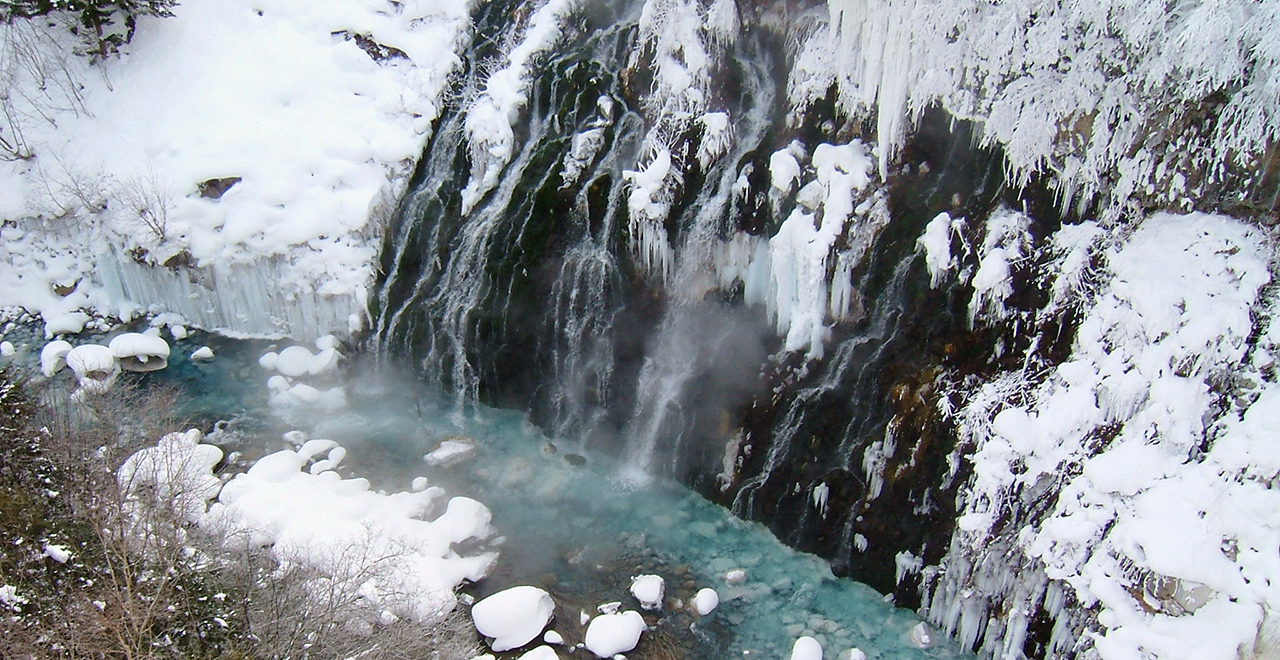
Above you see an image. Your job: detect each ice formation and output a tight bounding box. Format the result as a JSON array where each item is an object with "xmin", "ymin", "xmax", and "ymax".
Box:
[{"xmin": 461, "ymin": 0, "xmax": 582, "ymax": 215}]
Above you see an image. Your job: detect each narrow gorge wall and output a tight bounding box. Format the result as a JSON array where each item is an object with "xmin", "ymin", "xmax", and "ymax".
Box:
[{"xmin": 370, "ymin": 0, "xmax": 1280, "ymax": 658}]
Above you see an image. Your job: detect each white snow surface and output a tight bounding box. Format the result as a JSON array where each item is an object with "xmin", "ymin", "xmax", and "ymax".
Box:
[
  {"xmin": 0, "ymin": 0, "xmax": 473, "ymax": 337},
  {"xmin": 470, "ymin": 585, "xmax": 556, "ymax": 652},
  {"xmin": 583, "ymin": 610, "xmax": 645, "ymax": 658}
]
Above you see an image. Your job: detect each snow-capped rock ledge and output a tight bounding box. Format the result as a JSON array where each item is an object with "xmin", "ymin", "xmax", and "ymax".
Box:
[{"xmin": 0, "ymin": 0, "xmax": 474, "ymax": 339}]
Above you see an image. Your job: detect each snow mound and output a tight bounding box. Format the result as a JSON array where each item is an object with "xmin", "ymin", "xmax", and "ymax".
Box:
[
  {"xmin": 471, "ymin": 585, "xmax": 555, "ymax": 652},
  {"xmin": 40, "ymin": 340, "xmax": 73, "ymax": 377},
  {"xmin": 118, "ymin": 429, "xmax": 224, "ymax": 523},
  {"xmin": 108, "ymin": 332, "xmax": 171, "ymax": 372},
  {"xmin": 693, "ymin": 587, "xmax": 718, "ymax": 615},
  {"xmin": 790, "ymin": 636, "xmax": 823, "ymax": 660},
  {"xmin": 206, "ymin": 442, "xmax": 497, "ymax": 623},
  {"xmin": 629, "ymin": 574, "xmax": 664, "ymax": 610},
  {"xmin": 517, "ymin": 646, "xmax": 560, "ymax": 660},
  {"xmin": 274, "ymin": 345, "xmax": 340, "ymax": 377},
  {"xmin": 583, "ymin": 610, "xmax": 644, "ymax": 657},
  {"xmin": 424, "ymin": 436, "xmax": 478, "ymax": 467},
  {"xmin": 65, "ymin": 344, "xmax": 119, "ymax": 394}
]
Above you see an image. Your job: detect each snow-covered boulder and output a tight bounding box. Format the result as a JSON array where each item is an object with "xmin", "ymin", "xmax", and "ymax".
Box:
[
  {"xmin": 40, "ymin": 340, "xmax": 73, "ymax": 377},
  {"xmin": 191, "ymin": 346, "xmax": 215, "ymax": 360},
  {"xmin": 424, "ymin": 436, "xmax": 478, "ymax": 467},
  {"xmin": 66, "ymin": 344, "xmax": 119, "ymax": 394},
  {"xmin": 109, "ymin": 332, "xmax": 171, "ymax": 372},
  {"xmin": 693, "ymin": 588, "xmax": 719, "ymax": 615},
  {"xmin": 629, "ymin": 574, "xmax": 664, "ymax": 610},
  {"xmin": 790, "ymin": 636, "xmax": 823, "ymax": 660},
  {"xmin": 909, "ymin": 622, "xmax": 933, "ymax": 648},
  {"xmin": 517, "ymin": 647, "xmax": 559, "ymax": 660},
  {"xmin": 583, "ymin": 610, "xmax": 644, "ymax": 657},
  {"xmin": 207, "ymin": 443, "xmax": 497, "ymax": 624},
  {"xmin": 471, "ymin": 585, "xmax": 555, "ymax": 652},
  {"xmin": 118, "ymin": 429, "xmax": 224, "ymax": 523},
  {"xmin": 274, "ymin": 345, "xmax": 340, "ymax": 377}
]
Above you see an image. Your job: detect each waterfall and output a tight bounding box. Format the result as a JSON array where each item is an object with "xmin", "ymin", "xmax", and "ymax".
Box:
[
  {"xmin": 367, "ymin": 0, "xmax": 1279, "ymax": 656},
  {"xmin": 371, "ymin": 0, "xmax": 1005, "ymax": 594}
]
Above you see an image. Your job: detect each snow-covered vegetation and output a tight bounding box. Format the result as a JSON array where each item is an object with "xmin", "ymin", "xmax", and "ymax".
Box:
[
  {"xmin": 0, "ymin": 370, "xmax": 491, "ymax": 660},
  {"xmin": 921, "ymin": 211, "xmax": 1280, "ymax": 658}
]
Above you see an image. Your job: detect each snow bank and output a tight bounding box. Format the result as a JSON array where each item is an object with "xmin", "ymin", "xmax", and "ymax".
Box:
[
  {"xmin": 583, "ymin": 610, "xmax": 645, "ymax": 657},
  {"xmin": 0, "ymin": 0, "xmax": 474, "ymax": 338},
  {"xmin": 206, "ymin": 441, "xmax": 497, "ymax": 623},
  {"xmin": 471, "ymin": 585, "xmax": 556, "ymax": 652}
]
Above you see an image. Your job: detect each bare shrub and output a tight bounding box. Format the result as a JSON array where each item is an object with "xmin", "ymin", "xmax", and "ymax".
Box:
[
  {"xmin": 4, "ymin": 374, "xmax": 484, "ymax": 660},
  {"xmin": 114, "ymin": 167, "xmax": 175, "ymax": 244}
]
